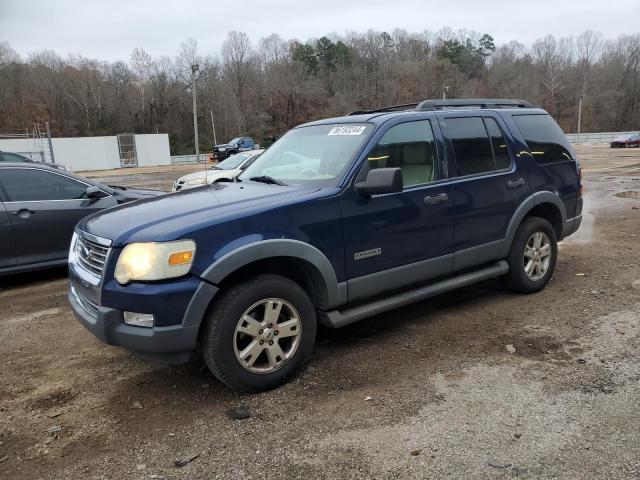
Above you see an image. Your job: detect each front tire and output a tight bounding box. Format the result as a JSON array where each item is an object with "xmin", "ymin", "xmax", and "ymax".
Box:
[
  {"xmin": 201, "ymin": 274, "xmax": 317, "ymax": 393},
  {"xmin": 504, "ymin": 216, "xmax": 558, "ymax": 294}
]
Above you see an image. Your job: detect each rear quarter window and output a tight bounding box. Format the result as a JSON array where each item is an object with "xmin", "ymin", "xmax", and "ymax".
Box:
[{"xmin": 512, "ymin": 114, "xmax": 574, "ymax": 164}]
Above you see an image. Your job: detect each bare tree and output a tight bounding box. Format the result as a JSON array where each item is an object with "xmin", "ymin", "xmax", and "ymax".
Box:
[
  {"xmin": 1, "ymin": 29, "xmax": 639, "ymax": 151},
  {"xmin": 222, "ymin": 31, "xmax": 255, "ymax": 133}
]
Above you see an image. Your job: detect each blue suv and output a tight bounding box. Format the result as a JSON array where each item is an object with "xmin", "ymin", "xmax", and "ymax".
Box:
[{"xmin": 68, "ymin": 99, "xmax": 582, "ymax": 392}]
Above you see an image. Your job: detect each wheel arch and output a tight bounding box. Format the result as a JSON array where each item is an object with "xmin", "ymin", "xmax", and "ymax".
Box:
[
  {"xmin": 201, "ymin": 239, "xmax": 345, "ymax": 310},
  {"xmin": 505, "ymin": 192, "xmax": 567, "ymax": 248}
]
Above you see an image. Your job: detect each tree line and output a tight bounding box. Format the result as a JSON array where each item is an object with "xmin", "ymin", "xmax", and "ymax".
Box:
[{"xmin": 1, "ymin": 28, "xmax": 639, "ymax": 154}]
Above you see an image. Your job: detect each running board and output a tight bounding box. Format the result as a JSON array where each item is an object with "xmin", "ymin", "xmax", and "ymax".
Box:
[{"xmin": 320, "ymin": 260, "xmax": 509, "ymax": 328}]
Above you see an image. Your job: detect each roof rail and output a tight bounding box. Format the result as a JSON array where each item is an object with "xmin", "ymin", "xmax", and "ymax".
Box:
[
  {"xmin": 347, "ymin": 102, "xmax": 420, "ymax": 116},
  {"xmin": 416, "ymin": 99, "xmax": 533, "ymax": 111},
  {"xmin": 346, "ymin": 98, "xmax": 534, "ymax": 116}
]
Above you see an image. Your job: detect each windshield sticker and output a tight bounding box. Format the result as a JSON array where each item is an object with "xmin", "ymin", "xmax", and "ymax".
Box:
[{"xmin": 328, "ymin": 126, "xmax": 367, "ymax": 136}]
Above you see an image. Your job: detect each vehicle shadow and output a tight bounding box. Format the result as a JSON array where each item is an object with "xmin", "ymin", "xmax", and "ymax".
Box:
[
  {"xmin": 117, "ymin": 277, "xmax": 509, "ymax": 398},
  {"xmin": 92, "ymin": 277, "xmax": 512, "ymax": 448},
  {"xmin": 0, "ymin": 266, "xmax": 68, "ymax": 290}
]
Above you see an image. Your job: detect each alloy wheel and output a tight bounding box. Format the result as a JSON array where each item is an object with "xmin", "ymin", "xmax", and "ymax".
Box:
[
  {"xmin": 233, "ymin": 298, "xmax": 302, "ymax": 374},
  {"xmin": 523, "ymin": 231, "xmax": 552, "ymax": 281}
]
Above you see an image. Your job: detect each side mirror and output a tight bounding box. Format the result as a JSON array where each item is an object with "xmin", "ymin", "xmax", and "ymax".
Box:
[
  {"xmin": 86, "ymin": 185, "xmax": 109, "ymax": 199},
  {"xmin": 355, "ymin": 168, "xmax": 403, "ymax": 196}
]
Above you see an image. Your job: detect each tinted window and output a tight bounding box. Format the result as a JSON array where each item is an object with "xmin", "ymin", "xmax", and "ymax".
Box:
[
  {"xmin": 446, "ymin": 117, "xmax": 495, "ymax": 176},
  {"xmin": 366, "ymin": 120, "xmax": 438, "ymax": 187},
  {"xmin": 512, "ymin": 114, "xmax": 574, "ymax": 163},
  {"xmin": 484, "ymin": 117, "xmax": 510, "ymax": 170},
  {"xmin": 0, "ymin": 169, "xmax": 88, "ymax": 202}
]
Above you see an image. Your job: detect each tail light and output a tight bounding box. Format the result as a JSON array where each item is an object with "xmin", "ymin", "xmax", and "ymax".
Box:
[{"xmin": 577, "ymin": 164, "xmax": 583, "ymax": 196}]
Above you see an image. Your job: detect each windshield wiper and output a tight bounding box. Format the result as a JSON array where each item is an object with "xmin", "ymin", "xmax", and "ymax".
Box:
[{"xmin": 249, "ymin": 175, "xmax": 287, "ymax": 186}]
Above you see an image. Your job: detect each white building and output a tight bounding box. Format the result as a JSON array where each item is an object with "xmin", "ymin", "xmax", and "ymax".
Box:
[{"xmin": 0, "ymin": 133, "xmax": 171, "ymax": 172}]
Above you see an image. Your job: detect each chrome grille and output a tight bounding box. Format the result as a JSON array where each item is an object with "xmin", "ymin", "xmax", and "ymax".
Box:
[
  {"xmin": 76, "ymin": 236, "xmax": 109, "ymax": 277},
  {"xmin": 70, "ymin": 285, "xmax": 99, "ymax": 319}
]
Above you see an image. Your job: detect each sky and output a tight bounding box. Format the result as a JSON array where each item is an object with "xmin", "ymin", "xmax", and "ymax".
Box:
[{"xmin": 1, "ymin": 0, "xmax": 638, "ymax": 62}]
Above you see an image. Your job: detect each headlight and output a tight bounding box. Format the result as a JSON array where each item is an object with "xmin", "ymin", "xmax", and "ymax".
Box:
[
  {"xmin": 114, "ymin": 240, "xmax": 196, "ymax": 285},
  {"xmin": 184, "ymin": 177, "xmax": 206, "ymax": 187},
  {"xmin": 219, "ymin": 147, "xmax": 226, "ymax": 152}
]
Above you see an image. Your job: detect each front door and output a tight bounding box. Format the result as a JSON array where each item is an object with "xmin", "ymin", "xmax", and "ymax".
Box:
[
  {"xmin": 340, "ymin": 118, "xmax": 454, "ymax": 303},
  {"xmin": 0, "ymin": 168, "xmax": 116, "ymax": 266}
]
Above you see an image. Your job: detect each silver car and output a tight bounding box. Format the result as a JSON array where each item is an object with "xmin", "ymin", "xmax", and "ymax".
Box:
[{"xmin": 172, "ymin": 150, "xmax": 263, "ymax": 192}]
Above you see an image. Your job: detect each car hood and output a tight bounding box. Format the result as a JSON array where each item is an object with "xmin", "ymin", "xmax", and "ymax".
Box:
[
  {"xmin": 79, "ymin": 181, "xmax": 320, "ymax": 246},
  {"xmin": 177, "ymin": 169, "xmax": 237, "ymax": 183}
]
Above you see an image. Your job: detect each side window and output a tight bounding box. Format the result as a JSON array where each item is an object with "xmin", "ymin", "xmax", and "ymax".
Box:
[
  {"xmin": 446, "ymin": 117, "xmax": 495, "ymax": 176},
  {"xmin": 366, "ymin": 120, "xmax": 438, "ymax": 187},
  {"xmin": 484, "ymin": 117, "xmax": 510, "ymax": 170},
  {"xmin": 1, "ymin": 153, "xmax": 29, "ymax": 162},
  {"xmin": 512, "ymin": 114, "xmax": 574, "ymax": 164},
  {"xmin": 0, "ymin": 169, "xmax": 88, "ymax": 202}
]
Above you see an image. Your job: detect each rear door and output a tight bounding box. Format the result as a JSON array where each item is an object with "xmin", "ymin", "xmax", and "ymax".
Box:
[
  {"xmin": 0, "ymin": 200, "xmax": 17, "ymax": 269},
  {"xmin": 437, "ymin": 113, "xmax": 531, "ymax": 270},
  {"xmin": 0, "ymin": 167, "xmax": 117, "ymax": 266}
]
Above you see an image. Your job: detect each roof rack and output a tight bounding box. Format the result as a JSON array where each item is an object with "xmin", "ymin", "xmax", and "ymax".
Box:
[
  {"xmin": 347, "ymin": 102, "xmax": 419, "ymax": 116},
  {"xmin": 347, "ymin": 98, "xmax": 533, "ymax": 116},
  {"xmin": 416, "ymin": 99, "xmax": 533, "ymax": 110}
]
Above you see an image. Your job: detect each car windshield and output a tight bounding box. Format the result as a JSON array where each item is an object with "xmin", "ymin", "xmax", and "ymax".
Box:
[
  {"xmin": 229, "ymin": 137, "xmax": 241, "ymax": 145},
  {"xmin": 615, "ymin": 134, "xmax": 635, "ymax": 141},
  {"xmin": 213, "ymin": 152, "xmax": 253, "ymax": 170},
  {"xmin": 239, "ymin": 124, "xmax": 373, "ymax": 186}
]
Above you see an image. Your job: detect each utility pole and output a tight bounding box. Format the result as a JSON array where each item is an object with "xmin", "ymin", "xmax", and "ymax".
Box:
[
  {"xmin": 577, "ymin": 94, "xmax": 584, "ymax": 136},
  {"xmin": 210, "ymin": 109, "xmax": 217, "ymax": 146},
  {"xmin": 442, "ymin": 84, "xmax": 449, "ymax": 100},
  {"xmin": 45, "ymin": 122, "xmax": 55, "ymax": 164},
  {"xmin": 191, "ymin": 64, "xmax": 200, "ymax": 163}
]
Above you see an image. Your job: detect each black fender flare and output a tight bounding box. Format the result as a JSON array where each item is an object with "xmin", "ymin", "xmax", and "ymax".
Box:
[
  {"xmin": 184, "ymin": 240, "xmax": 345, "ymax": 327},
  {"xmin": 504, "ymin": 191, "xmax": 567, "ymax": 251}
]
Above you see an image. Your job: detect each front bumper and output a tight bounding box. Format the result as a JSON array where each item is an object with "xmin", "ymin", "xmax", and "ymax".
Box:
[
  {"xmin": 69, "ymin": 285, "xmax": 200, "ymax": 363},
  {"xmin": 68, "ymin": 230, "xmax": 219, "ymax": 363}
]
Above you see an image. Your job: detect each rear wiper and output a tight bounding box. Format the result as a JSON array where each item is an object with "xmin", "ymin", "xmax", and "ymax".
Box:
[{"xmin": 249, "ymin": 175, "xmax": 287, "ymax": 186}]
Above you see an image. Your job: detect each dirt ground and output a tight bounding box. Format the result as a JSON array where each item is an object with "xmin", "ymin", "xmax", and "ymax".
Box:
[{"xmin": 1, "ymin": 144, "xmax": 640, "ymax": 480}]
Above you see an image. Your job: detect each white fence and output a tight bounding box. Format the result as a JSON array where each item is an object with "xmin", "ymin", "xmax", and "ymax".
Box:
[
  {"xmin": 0, "ymin": 134, "xmax": 171, "ymax": 171},
  {"xmin": 566, "ymin": 131, "xmax": 639, "ymax": 144},
  {"xmin": 171, "ymin": 154, "xmax": 203, "ymax": 165}
]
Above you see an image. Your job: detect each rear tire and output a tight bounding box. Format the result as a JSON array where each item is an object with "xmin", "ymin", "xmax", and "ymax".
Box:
[
  {"xmin": 201, "ymin": 274, "xmax": 317, "ymax": 393},
  {"xmin": 504, "ymin": 216, "xmax": 557, "ymax": 294}
]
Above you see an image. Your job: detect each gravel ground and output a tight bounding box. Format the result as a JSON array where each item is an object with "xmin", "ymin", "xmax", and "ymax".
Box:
[{"xmin": 1, "ymin": 144, "xmax": 640, "ymax": 480}]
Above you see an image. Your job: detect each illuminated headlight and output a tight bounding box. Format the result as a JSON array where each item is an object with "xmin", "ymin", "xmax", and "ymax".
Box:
[
  {"xmin": 184, "ymin": 177, "xmax": 206, "ymax": 187},
  {"xmin": 218, "ymin": 147, "xmax": 226, "ymax": 152},
  {"xmin": 114, "ymin": 240, "xmax": 196, "ymax": 285}
]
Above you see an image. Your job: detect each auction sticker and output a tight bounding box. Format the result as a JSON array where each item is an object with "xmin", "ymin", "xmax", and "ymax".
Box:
[{"xmin": 328, "ymin": 125, "xmax": 367, "ymax": 136}]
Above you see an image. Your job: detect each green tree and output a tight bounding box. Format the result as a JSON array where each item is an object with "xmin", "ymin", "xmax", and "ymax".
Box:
[
  {"xmin": 316, "ymin": 36, "xmax": 337, "ymax": 72},
  {"xmin": 291, "ymin": 43, "xmax": 318, "ymax": 75}
]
